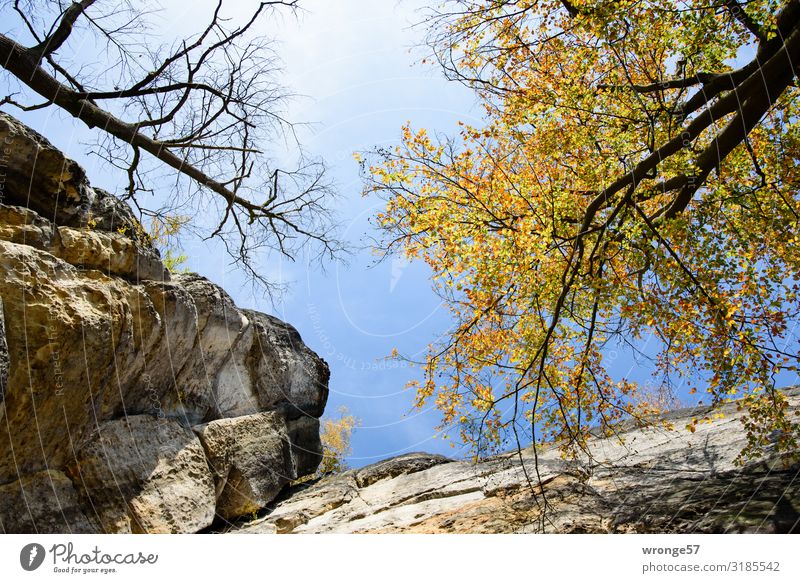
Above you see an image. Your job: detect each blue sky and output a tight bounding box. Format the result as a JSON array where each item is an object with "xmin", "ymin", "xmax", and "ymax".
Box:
[
  {"xmin": 3, "ymin": 1, "xmax": 796, "ymax": 468},
  {"xmin": 256, "ymin": 1, "xmax": 481, "ymax": 463}
]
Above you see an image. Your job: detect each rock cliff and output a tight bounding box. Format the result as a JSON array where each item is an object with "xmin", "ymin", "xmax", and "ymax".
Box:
[
  {"xmin": 0, "ymin": 112, "xmax": 329, "ymax": 533},
  {"xmin": 231, "ymin": 387, "xmax": 800, "ymax": 534}
]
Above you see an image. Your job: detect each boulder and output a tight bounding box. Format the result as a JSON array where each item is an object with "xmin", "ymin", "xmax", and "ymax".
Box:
[
  {"xmin": 195, "ymin": 412, "xmax": 313, "ymax": 521},
  {"xmin": 286, "ymin": 416, "xmax": 324, "ymax": 478},
  {"xmin": 244, "ymin": 310, "xmax": 330, "ymax": 418},
  {"xmin": 355, "ymin": 452, "xmax": 451, "ymax": 488}
]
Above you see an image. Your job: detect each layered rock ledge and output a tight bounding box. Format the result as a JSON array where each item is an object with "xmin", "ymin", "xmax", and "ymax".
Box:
[
  {"xmin": 0, "ymin": 112, "xmax": 329, "ymax": 533},
  {"xmin": 231, "ymin": 388, "xmax": 800, "ymax": 534}
]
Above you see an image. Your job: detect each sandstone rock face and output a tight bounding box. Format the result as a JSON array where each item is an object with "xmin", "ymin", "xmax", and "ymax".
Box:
[
  {"xmin": 66, "ymin": 416, "xmax": 216, "ymax": 534},
  {"xmin": 231, "ymin": 387, "xmax": 800, "ymax": 534},
  {"xmin": 0, "ymin": 298, "xmax": 7, "ymax": 402},
  {"xmin": 0, "ymin": 112, "xmax": 95, "ymax": 227},
  {"xmin": 195, "ymin": 412, "xmax": 321, "ymax": 521},
  {"xmin": 0, "ymin": 114, "xmax": 167, "ymax": 281},
  {"xmin": 0, "ymin": 113, "xmax": 329, "ymax": 533},
  {"xmin": 0, "ymin": 470, "xmax": 94, "ymax": 534}
]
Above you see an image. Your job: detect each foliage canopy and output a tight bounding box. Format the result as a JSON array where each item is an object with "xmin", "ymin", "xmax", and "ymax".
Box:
[{"xmin": 366, "ymin": 0, "xmax": 800, "ymax": 462}]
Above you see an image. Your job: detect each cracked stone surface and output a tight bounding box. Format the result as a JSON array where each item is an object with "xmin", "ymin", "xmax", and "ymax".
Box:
[{"xmin": 229, "ymin": 387, "xmax": 800, "ymax": 534}]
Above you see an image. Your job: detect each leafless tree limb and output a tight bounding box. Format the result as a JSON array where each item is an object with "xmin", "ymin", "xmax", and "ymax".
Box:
[{"xmin": 0, "ymin": 0, "xmax": 343, "ymax": 290}]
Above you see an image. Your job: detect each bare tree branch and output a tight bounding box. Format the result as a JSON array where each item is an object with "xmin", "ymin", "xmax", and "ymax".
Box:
[
  {"xmin": 30, "ymin": 0, "xmax": 97, "ymax": 62},
  {"xmin": 0, "ymin": 0, "xmax": 341, "ymax": 289}
]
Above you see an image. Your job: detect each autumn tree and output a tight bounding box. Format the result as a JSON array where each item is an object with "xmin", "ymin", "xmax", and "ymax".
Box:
[
  {"xmin": 365, "ymin": 0, "xmax": 800, "ymax": 464},
  {"xmin": 317, "ymin": 406, "xmax": 360, "ymax": 476},
  {"xmin": 0, "ymin": 0, "xmax": 340, "ymax": 290}
]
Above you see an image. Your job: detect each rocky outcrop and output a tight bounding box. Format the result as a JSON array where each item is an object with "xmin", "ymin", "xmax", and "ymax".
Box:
[
  {"xmin": 0, "ymin": 113, "xmax": 329, "ymax": 533},
  {"xmin": 231, "ymin": 388, "xmax": 800, "ymax": 534}
]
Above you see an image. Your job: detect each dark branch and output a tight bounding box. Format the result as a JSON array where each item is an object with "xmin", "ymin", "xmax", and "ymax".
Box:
[{"xmin": 30, "ymin": 0, "xmax": 97, "ymax": 62}]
